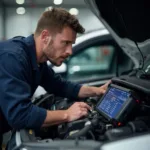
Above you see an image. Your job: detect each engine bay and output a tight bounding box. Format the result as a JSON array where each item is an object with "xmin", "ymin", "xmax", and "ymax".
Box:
[{"xmin": 16, "ymin": 76, "xmax": 150, "ymax": 150}]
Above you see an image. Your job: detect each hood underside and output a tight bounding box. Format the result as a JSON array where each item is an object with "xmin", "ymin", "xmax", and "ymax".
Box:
[{"xmin": 85, "ymin": 0, "xmax": 150, "ymax": 69}]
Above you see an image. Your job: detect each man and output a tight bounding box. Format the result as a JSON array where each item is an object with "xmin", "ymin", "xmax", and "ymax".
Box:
[{"xmin": 0, "ymin": 8, "xmax": 110, "ymax": 149}]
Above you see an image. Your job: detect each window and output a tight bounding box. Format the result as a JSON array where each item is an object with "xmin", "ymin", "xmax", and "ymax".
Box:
[{"xmin": 67, "ymin": 45, "xmax": 115, "ymax": 81}]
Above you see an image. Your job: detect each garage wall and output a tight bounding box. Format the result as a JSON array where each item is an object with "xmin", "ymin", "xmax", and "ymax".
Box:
[
  {"xmin": 5, "ymin": 7, "xmax": 104, "ymax": 39},
  {"xmin": 0, "ymin": 1, "xmax": 4, "ymax": 41}
]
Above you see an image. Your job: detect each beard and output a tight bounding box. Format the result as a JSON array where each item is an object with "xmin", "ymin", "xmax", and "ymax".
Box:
[{"xmin": 42, "ymin": 39, "xmax": 62, "ymax": 66}]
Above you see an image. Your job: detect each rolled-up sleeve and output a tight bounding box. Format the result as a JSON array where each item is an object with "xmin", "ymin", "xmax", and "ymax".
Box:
[
  {"xmin": 40, "ymin": 64, "xmax": 82, "ymax": 99},
  {"xmin": 0, "ymin": 52, "xmax": 47, "ymax": 130}
]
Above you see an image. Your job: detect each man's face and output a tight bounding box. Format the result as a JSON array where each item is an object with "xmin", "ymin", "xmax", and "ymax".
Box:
[{"xmin": 42, "ymin": 26, "xmax": 76, "ymax": 66}]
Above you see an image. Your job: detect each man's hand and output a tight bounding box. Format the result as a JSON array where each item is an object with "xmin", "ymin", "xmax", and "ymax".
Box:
[
  {"xmin": 78, "ymin": 80, "xmax": 111, "ymax": 98},
  {"xmin": 66, "ymin": 102, "xmax": 91, "ymax": 122},
  {"xmin": 98, "ymin": 80, "xmax": 111, "ymax": 95}
]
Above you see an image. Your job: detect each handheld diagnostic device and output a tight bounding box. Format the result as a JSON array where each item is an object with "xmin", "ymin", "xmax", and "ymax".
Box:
[{"xmin": 96, "ymin": 84, "xmax": 136, "ymax": 122}]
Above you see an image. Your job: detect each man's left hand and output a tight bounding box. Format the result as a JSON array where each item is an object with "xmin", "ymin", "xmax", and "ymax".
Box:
[
  {"xmin": 94, "ymin": 80, "xmax": 111, "ymax": 96},
  {"xmin": 78, "ymin": 80, "xmax": 111, "ymax": 98}
]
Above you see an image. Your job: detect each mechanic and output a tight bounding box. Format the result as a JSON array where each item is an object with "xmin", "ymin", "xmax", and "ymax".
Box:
[{"xmin": 0, "ymin": 8, "xmax": 110, "ymax": 149}]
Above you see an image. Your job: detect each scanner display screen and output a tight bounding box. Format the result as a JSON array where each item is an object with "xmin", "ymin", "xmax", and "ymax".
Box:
[{"xmin": 97, "ymin": 87, "xmax": 130, "ymax": 119}]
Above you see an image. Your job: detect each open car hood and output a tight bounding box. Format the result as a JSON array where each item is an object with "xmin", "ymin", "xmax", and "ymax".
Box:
[{"xmin": 85, "ymin": 0, "xmax": 150, "ymax": 70}]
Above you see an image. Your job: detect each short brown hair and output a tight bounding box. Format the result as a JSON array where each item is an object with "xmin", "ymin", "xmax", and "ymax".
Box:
[{"xmin": 35, "ymin": 8, "xmax": 85, "ymax": 36}]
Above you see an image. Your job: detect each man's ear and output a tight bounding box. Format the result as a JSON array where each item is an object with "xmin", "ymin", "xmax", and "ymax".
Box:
[
  {"xmin": 44, "ymin": 37, "xmax": 48, "ymax": 44},
  {"xmin": 41, "ymin": 30, "xmax": 51, "ymax": 44},
  {"xmin": 46, "ymin": 36, "xmax": 52, "ymax": 44}
]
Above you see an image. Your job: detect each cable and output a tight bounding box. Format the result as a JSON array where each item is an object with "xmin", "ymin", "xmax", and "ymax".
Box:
[
  {"xmin": 66, "ymin": 125, "xmax": 92, "ymax": 139},
  {"xmin": 88, "ymin": 131, "xmax": 95, "ymax": 140},
  {"xmin": 141, "ymin": 104, "xmax": 150, "ymax": 109},
  {"xmin": 134, "ymin": 42, "xmax": 145, "ymax": 70}
]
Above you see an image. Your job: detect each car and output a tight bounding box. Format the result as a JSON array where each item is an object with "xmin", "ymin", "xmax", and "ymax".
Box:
[{"xmin": 11, "ymin": 0, "xmax": 150, "ymax": 149}]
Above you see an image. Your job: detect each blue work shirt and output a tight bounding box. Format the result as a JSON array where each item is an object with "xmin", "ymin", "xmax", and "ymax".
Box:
[{"xmin": 0, "ymin": 35, "xmax": 81, "ymax": 131}]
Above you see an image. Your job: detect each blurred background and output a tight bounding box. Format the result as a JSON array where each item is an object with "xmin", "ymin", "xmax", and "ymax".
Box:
[{"xmin": 0, "ymin": 0, "xmax": 104, "ymax": 41}]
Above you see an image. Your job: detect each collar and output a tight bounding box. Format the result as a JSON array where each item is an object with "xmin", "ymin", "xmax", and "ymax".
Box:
[{"xmin": 24, "ymin": 34, "xmax": 39, "ymax": 71}]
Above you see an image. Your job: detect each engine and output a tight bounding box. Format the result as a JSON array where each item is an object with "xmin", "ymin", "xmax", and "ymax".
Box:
[{"xmin": 16, "ymin": 76, "xmax": 150, "ymax": 149}]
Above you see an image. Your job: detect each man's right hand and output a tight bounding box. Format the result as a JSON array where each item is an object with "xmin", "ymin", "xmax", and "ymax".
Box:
[
  {"xmin": 65, "ymin": 102, "xmax": 91, "ymax": 122},
  {"xmin": 42, "ymin": 102, "xmax": 91, "ymax": 127}
]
